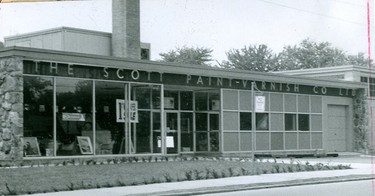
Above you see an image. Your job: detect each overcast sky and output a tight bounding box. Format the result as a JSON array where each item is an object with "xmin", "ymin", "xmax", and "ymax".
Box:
[{"xmin": 0, "ymin": 0, "xmax": 372, "ymax": 64}]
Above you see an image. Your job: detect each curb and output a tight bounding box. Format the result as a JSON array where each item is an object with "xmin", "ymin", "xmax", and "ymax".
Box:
[{"xmin": 133, "ymin": 175, "xmax": 374, "ymax": 196}]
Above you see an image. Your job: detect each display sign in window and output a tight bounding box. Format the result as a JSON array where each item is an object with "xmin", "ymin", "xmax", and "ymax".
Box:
[{"xmin": 116, "ymin": 100, "xmax": 138, "ymax": 123}]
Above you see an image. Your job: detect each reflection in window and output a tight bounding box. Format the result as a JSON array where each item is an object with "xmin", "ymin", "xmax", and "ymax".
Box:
[
  {"xmin": 164, "ymin": 91, "xmax": 178, "ymax": 110},
  {"xmin": 56, "ymin": 79, "xmax": 93, "ymax": 156},
  {"xmin": 24, "ymin": 76, "xmax": 53, "ymax": 157},
  {"xmin": 181, "ymin": 112, "xmax": 193, "ymax": 152},
  {"xmin": 210, "ymin": 132, "xmax": 219, "ymax": 151},
  {"xmin": 195, "ymin": 92, "xmax": 208, "ymax": 111},
  {"xmin": 135, "ymin": 111, "xmax": 151, "ymax": 153},
  {"xmin": 131, "ymin": 84, "xmax": 161, "ymax": 154},
  {"xmin": 152, "ymin": 88, "xmax": 161, "ymax": 109},
  {"xmin": 256, "ymin": 113, "xmax": 269, "ymax": 130},
  {"xmin": 209, "ymin": 114, "xmax": 219, "ymax": 151},
  {"xmin": 180, "ymin": 91, "xmax": 193, "ymax": 110},
  {"xmin": 152, "ymin": 112, "xmax": 161, "ymax": 153},
  {"xmin": 285, "ymin": 114, "xmax": 297, "ymax": 131},
  {"xmin": 196, "ymin": 132, "xmax": 208, "ymax": 151},
  {"xmin": 133, "ymin": 86, "xmax": 151, "ymax": 109},
  {"xmin": 95, "ymin": 81, "xmax": 125, "ymax": 155},
  {"xmin": 240, "ymin": 112, "xmax": 251, "ymax": 130},
  {"xmin": 209, "ymin": 93, "xmax": 220, "ymax": 110},
  {"xmin": 196, "ymin": 113, "xmax": 208, "ymax": 131},
  {"xmin": 298, "ymin": 114, "xmax": 310, "ymax": 131}
]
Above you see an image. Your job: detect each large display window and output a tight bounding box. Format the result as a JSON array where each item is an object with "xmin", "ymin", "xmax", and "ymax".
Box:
[
  {"xmin": 131, "ymin": 84, "xmax": 161, "ymax": 154},
  {"xmin": 24, "ymin": 76, "xmax": 54, "ymax": 157},
  {"xmin": 56, "ymin": 78, "xmax": 93, "ymax": 156},
  {"xmin": 95, "ymin": 81, "xmax": 127, "ymax": 155}
]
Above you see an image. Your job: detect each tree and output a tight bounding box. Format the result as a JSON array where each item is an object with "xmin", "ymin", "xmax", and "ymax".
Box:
[
  {"xmin": 346, "ymin": 52, "xmax": 370, "ymax": 67},
  {"xmin": 221, "ymin": 44, "xmax": 277, "ymax": 72},
  {"xmin": 159, "ymin": 46, "xmax": 213, "ymax": 66},
  {"xmin": 277, "ymin": 39, "xmax": 348, "ymax": 71}
]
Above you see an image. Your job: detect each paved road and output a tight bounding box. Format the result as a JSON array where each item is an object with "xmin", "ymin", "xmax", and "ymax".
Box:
[{"xmin": 202, "ymin": 179, "xmax": 375, "ymax": 196}]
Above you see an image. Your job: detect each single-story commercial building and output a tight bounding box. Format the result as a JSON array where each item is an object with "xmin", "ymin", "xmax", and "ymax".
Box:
[
  {"xmin": 0, "ymin": 44, "xmax": 368, "ymax": 159},
  {"xmin": 0, "ymin": 0, "xmax": 370, "ymax": 160}
]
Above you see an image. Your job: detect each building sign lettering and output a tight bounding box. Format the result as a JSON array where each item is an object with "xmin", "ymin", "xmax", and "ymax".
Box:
[{"xmin": 23, "ymin": 60, "xmax": 355, "ymax": 97}]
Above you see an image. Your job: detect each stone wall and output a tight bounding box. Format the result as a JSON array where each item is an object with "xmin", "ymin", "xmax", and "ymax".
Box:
[
  {"xmin": 353, "ymin": 88, "xmax": 370, "ymax": 153},
  {"xmin": 0, "ymin": 57, "xmax": 23, "ymax": 160}
]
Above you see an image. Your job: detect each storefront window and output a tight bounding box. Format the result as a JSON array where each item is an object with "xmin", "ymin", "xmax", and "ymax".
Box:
[
  {"xmin": 209, "ymin": 114, "xmax": 219, "ymax": 151},
  {"xmin": 256, "ymin": 113, "xmax": 269, "ymax": 130},
  {"xmin": 195, "ymin": 92, "xmax": 208, "ymax": 111},
  {"xmin": 180, "ymin": 91, "xmax": 193, "ymax": 110},
  {"xmin": 134, "ymin": 111, "xmax": 151, "ymax": 153},
  {"xmin": 152, "ymin": 112, "xmax": 161, "ymax": 153},
  {"xmin": 298, "ymin": 114, "xmax": 310, "ymax": 131},
  {"xmin": 181, "ymin": 112, "xmax": 193, "ymax": 152},
  {"xmin": 195, "ymin": 113, "xmax": 208, "ymax": 151},
  {"xmin": 132, "ymin": 84, "xmax": 161, "ymax": 154},
  {"xmin": 134, "ymin": 86, "xmax": 151, "ymax": 109},
  {"xmin": 209, "ymin": 93, "xmax": 220, "ymax": 111},
  {"xmin": 24, "ymin": 76, "xmax": 53, "ymax": 157},
  {"xmin": 166, "ymin": 112, "xmax": 178, "ymax": 153},
  {"xmin": 196, "ymin": 132, "xmax": 208, "ymax": 151},
  {"xmin": 56, "ymin": 78, "xmax": 93, "ymax": 156},
  {"xmin": 196, "ymin": 113, "xmax": 208, "ymax": 131},
  {"xmin": 164, "ymin": 91, "xmax": 178, "ymax": 110},
  {"xmin": 152, "ymin": 88, "xmax": 161, "ymax": 109},
  {"xmin": 95, "ymin": 81, "xmax": 126, "ymax": 155},
  {"xmin": 285, "ymin": 114, "xmax": 297, "ymax": 131},
  {"xmin": 240, "ymin": 112, "xmax": 251, "ymax": 130}
]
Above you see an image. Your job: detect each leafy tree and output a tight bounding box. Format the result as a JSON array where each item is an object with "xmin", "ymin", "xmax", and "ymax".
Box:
[
  {"xmin": 159, "ymin": 46, "xmax": 213, "ymax": 66},
  {"xmin": 277, "ymin": 39, "xmax": 348, "ymax": 70},
  {"xmin": 346, "ymin": 52, "xmax": 370, "ymax": 67},
  {"xmin": 221, "ymin": 44, "xmax": 277, "ymax": 72}
]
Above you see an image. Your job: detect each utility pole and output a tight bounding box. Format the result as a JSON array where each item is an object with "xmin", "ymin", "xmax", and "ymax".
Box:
[{"xmin": 251, "ymin": 82, "xmax": 256, "ymax": 162}]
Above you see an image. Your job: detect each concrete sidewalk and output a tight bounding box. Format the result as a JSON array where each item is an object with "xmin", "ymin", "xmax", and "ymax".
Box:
[{"xmin": 30, "ymin": 154, "xmax": 375, "ymax": 196}]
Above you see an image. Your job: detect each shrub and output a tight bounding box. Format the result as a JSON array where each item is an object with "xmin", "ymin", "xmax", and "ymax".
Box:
[
  {"xmin": 241, "ymin": 167, "xmax": 249, "ymax": 175},
  {"xmin": 163, "ymin": 173, "xmax": 173, "ymax": 182},
  {"xmin": 184, "ymin": 171, "xmax": 193, "ymax": 181},
  {"xmin": 116, "ymin": 179, "xmax": 126, "ymax": 186},
  {"xmin": 228, "ymin": 168, "xmax": 235, "ymax": 177},
  {"xmin": 212, "ymin": 169, "xmax": 220, "ymax": 179},
  {"xmin": 66, "ymin": 182, "xmax": 74, "ymax": 191},
  {"xmin": 151, "ymin": 177, "xmax": 160, "ymax": 184},
  {"xmin": 5, "ymin": 183, "xmax": 17, "ymax": 195},
  {"xmin": 273, "ymin": 165, "xmax": 280, "ymax": 173},
  {"xmin": 193, "ymin": 169, "xmax": 204, "ymax": 180},
  {"xmin": 205, "ymin": 168, "xmax": 211, "ymax": 179}
]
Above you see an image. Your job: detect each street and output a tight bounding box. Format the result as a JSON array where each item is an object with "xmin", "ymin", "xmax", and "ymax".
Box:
[{"xmin": 202, "ymin": 179, "xmax": 375, "ymax": 196}]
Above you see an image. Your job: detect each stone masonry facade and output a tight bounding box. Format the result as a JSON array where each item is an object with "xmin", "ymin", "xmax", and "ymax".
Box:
[
  {"xmin": 353, "ymin": 88, "xmax": 370, "ymax": 153},
  {"xmin": 0, "ymin": 57, "xmax": 23, "ymax": 160}
]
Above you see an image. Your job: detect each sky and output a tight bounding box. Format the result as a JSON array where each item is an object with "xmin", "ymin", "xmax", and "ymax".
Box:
[{"xmin": 0, "ymin": 0, "xmax": 372, "ymax": 65}]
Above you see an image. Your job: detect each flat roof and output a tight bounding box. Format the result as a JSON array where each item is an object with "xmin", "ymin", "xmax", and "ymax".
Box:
[
  {"xmin": 4, "ymin": 27, "xmax": 112, "ymax": 41},
  {"xmin": 275, "ymin": 65, "xmax": 375, "ymax": 75},
  {"xmin": 0, "ymin": 46, "xmax": 366, "ymax": 89}
]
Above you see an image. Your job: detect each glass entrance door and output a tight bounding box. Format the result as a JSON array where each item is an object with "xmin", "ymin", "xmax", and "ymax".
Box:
[{"xmin": 165, "ymin": 112, "xmax": 178, "ymax": 154}]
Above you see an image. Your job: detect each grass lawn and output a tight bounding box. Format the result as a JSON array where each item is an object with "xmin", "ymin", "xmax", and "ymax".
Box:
[{"xmin": 0, "ymin": 158, "xmax": 350, "ymax": 195}]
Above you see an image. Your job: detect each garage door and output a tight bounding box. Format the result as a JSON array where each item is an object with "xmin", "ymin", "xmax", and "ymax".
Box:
[{"xmin": 326, "ymin": 105, "xmax": 347, "ymax": 152}]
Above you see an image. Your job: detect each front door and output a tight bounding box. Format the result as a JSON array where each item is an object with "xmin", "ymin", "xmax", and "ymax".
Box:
[
  {"xmin": 326, "ymin": 105, "xmax": 347, "ymax": 152},
  {"xmin": 165, "ymin": 112, "xmax": 179, "ymax": 154}
]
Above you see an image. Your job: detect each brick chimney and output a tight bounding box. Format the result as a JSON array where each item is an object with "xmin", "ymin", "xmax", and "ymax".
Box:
[{"xmin": 112, "ymin": 0, "xmax": 141, "ymax": 59}]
